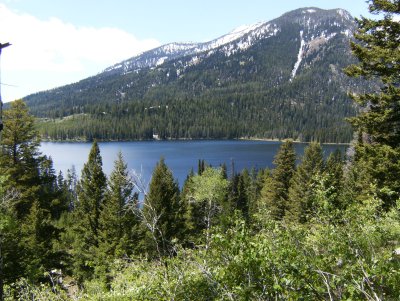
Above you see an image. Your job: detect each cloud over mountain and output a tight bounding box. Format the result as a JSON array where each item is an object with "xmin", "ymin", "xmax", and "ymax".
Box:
[{"xmin": 0, "ymin": 3, "xmax": 160, "ymax": 101}]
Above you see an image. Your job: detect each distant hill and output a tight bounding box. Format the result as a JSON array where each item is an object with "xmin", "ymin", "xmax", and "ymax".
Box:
[{"xmin": 24, "ymin": 7, "xmax": 369, "ymax": 143}]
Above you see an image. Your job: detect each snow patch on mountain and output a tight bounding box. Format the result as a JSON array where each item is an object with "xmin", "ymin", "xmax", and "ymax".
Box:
[
  {"xmin": 336, "ymin": 8, "xmax": 352, "ymax": 20},
  {"xmin": 303, "ymin": 9, "xmax": 317, "ymax": 13},
  {"xmin": 156, "ymin": 57, "xmax": 168, "ymax": 66},
  {"xmin": 221, "ymin": 22, "xmax": 280, "ymax": 56},
  {"xmin": 291, "ymin": 30, "xmax": 305, "ymax": 80},
  {"xmin": 158, "ymin": 42, "xmax": 198, "ymax": 54},
  {"xmin": 103, "ymin": 7, "xmax": 354, "ymax": 78}
]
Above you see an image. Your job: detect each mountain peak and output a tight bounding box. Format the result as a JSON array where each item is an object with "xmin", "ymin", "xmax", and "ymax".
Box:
[
  {"xmin": 24, "ymin": 7, "xmax": 362, "ymax": 143},
  {"xmin": 101, "ymin": 7, "xmax": 354, "ymax": 77}
]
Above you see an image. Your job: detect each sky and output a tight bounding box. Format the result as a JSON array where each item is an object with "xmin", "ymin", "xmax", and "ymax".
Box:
[{"xmin": 0, "ymin": 0, "xmax": 373, "ymax": 103}]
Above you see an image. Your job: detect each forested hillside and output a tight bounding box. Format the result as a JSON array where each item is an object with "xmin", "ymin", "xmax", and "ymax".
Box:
[
  {"xmin": 0, "ymin": 1, "xmax": 399, "ymax": 300},
  {"xmin": 23, "ymin": 7, "xmax": 370, "ymax": 143}
]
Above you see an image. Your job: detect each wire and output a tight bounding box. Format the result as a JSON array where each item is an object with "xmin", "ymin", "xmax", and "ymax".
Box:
[{"xmin": 0, "ymin": 82, "xmax": 18, "ymax": 87}]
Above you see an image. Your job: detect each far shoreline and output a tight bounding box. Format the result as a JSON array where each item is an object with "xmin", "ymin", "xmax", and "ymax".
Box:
[{"xmin": 39, "ymin": 136, "xmax": 351, "ymax": 145}]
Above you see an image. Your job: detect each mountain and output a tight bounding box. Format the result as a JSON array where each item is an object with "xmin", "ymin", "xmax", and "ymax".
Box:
[
  {"xmin": 102, "ymin": 21, "xmax": 266, "ymax": 76},
  {"xmin": 25, "ymin": 7, "xmax": 368, "ymax": 143}
]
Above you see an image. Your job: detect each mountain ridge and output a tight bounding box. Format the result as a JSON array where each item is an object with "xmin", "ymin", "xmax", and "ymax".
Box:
[
  {"xmin": 24, "ymin": 7, "xmax": 367, "ymax": 143},
  {"xmin": 101, "ymin": 7, "xmax": 354, "ymax": 78}
]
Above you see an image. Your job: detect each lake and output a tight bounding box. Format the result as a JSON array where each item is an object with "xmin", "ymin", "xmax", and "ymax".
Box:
[{"xmin": 39, "ymin": 140, "xmax": 348, "ymax": 187}]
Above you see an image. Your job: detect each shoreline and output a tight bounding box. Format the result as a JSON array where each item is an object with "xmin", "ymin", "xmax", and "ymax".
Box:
[{"xmin": 40, "ymin": 136, "xmax": 351, "ymax": 145}]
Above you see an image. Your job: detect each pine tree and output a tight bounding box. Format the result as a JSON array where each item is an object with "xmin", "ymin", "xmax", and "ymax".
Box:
[
  {"xmin": 96, "ymin": 152, "xmax": 139, "ymax": 279},
  {"xmin": 198, "ymin": 159, "xmax": 206, "ymax": 176},
  {"xmin": 19, "ymin": 200, "xmax": 52, "ymax": 280},
  {"xmin": 65, "ymin": 166, "xmax": 78, "ymax": 211},
  {"xmin": 248, "ymin": 168, "xmax": 267, "ymax": 218},
  {"xmin": 345, "ymin": 0, "xmax": 400, "ymax": 147},
  {"xmin": 259, "ymin": 140, "xmax": 296, "ymax": 220},
  {"xmin": 0, "ymin": 176, "xmax": 20, "ymax": 299},
  {"xmin": 72, "ymin": 141, "xmax": 107, "ymax": 279},
  {"xmin": 38, "ymin": 156, "xmax": 68, "ymax": 220},
  {"xmin": 228, "ymin": 169, "xmax": 251, "ymax": 221},
  {"xmin": 324, "ymin": 149, "xmax": 345, "ymax": 210},
  {"xmin": 142, "ymin": 158, "xmax": 183, "ymax": 257},
  {"xmin": 0, "ymin": 100, "xmax": 66, "ymax": 283},
  {"xmin": 0, "ymin": 99, "xmax": 41, "ymax": 218},
  {"xmin": 236, "ymin": 169, "xmax": 251, "ymax": 221},
  {"xmin": 287, "ymin": 142, "xmax": 324, "ymax": 223},
  {"xmin": 345, "ymin": 0, "xmax": 400, "ymax": 208}
]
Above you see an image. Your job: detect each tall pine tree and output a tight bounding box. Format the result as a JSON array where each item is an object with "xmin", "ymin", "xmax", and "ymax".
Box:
[
  {"xmin": 72, "ymin": 141, "xmax": 107, "ymax": 280},
  {"xmin": 287, "ymin": 142, "xmax": 324, "ymax": 223},
  {"xmin": 345, "ymin": 0, "xmax": 400, "ymax": 209},
  {"xmin": 96, "ymin": 152, "xmax": 140, "ymax": 279},
  {"xmin": 259, "ymin": 140, "xmax": 296, "ymax": 220},
  {"xmin": 0, "ymin": 99, "xmax": 41, "ymax": 219},
  {"xmin": 0, "ymin": 100, "xmax": 66, "ymax": 283},
  {"xmin": 142, "ymin": 158, "xmax": 183, "ymax": 257}
]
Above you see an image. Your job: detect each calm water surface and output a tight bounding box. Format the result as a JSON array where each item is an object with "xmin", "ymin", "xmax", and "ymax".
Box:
[{"xmin": 39, "ymin": 140, "xmax": 347, "ymax": 186}]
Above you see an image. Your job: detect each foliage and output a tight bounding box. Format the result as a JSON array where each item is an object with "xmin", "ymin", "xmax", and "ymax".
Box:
[
  {"xmin": 345, "ymin": 0, "xmax": 400, "ymax": 147},
  {"xmin": 51, "ymin": 195, "xmax": 400, "ymax": 301},
  {"xmin": 287, "ymin": 142, "xmax": 324, "ymax": 223},
  {"xmin": 259, "ymin": 140, "xmax": 296, "ymax": 219},
  {"xmin": 4, "ymin": 277, "xmax": 70, "ymax": 301},
  {"xmin": 95, "ymin": 152, "xmax": 140, "ymax": 283},
  {"xmin": 345, "ymin": 0, "xmax": 400, "ymax": 208},
  {"xmin": 0, "ymin": 99, "xmax": 42, "ymax": 218},
  {"xmin": 0, "ymin": 100, "xmax": 68, "ymax": 289},
  {"xmin": 186, "ymin": 167, "xmax": 229, "ymax": 249},
  {"xmin": 72, "ymin": 141, "xmax": 107, "ymax": 280},
  {"xmin": 141, "ymin": 158, "xmax": 184, "ymax": 257}
]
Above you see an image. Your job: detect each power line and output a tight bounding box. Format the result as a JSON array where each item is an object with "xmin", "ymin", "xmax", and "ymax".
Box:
[{"xmin": 0, "ymin": 82, "xmax": 18, "ymax": 87}]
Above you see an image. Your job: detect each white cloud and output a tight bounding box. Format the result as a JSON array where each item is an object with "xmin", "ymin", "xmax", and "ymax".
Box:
[{"xmin": 0, "ymin": 4, "xmax": 160, "ymax": 101}]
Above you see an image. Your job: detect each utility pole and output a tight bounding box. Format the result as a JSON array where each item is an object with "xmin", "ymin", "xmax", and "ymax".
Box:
[
  {"xmin": 0, "ymin": 42, "xmax": 11, "ymax": 133},
  {"xmin": 0, "ymin": 41, "xmax": 11, "ymax": 301}
]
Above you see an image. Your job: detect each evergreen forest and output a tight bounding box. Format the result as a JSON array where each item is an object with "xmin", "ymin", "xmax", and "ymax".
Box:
[{"xmin": 0, "ymin": 1, "xmax": 399, "ymax": 300}]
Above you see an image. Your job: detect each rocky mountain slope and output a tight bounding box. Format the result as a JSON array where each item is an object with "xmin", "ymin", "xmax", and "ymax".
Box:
[{"xmin": 25, "ymin": 7, "xmax": 367, "ymax": 142}]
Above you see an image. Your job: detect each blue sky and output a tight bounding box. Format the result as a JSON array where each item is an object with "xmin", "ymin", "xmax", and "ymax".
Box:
[{"xmin": 0, "ymin": 0, "xmax": 372, "ymax": 102}]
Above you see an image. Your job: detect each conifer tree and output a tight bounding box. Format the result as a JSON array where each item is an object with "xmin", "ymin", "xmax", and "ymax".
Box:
[
  {"xmin": 198, "ymin": 159, "xmax": 206, "ymax": 176},
  {"xmin": 345, "ymin": 0, "xmax": 400, "ymax": 208},
  {"xmin": 19, "ymin": 200, "xmax": 52, "ymax": 280},
  {"xmin": 247, "ymin": 168, "xmax": 267, "ymax": 218},
  {"xmin": 227, "ymin": 173, "xmax": 240, "ymax": 215},
  {"xmin": 0, "ymin": 100, "xmax": 66, "ymax": 283},
  {"xmin": 0, "ymin": 176, "xmax": 19, "ymax": 300},
  {"xmin": 38, "ymin": 156, "xmax": 68, "ymax": 220},
  {"xmin": 324, "ymin": 149, "xmax": 345, "ymax": 210},
  {"xmin": 0, "ymin": 99, "xmax": 41, "ymax": 218},
  {"xmin": 72, "ymin": 141, "xmax": 107, "ymax": 279},
  {"xmin": 236, "ymin": 169, "xmax": 251, "ymax": 221},
  {"xmin": 65, "ymin": 166, "xmax": 78, "ymax": 211},
  {"xmin": 287, "ymin": 142, "xmax": 324, "ymax": 223},
  {"xmin": 96, "ymin": 152, "xmax": 139, "ymax": 277},
  {"xmin": 228, "ymin": 169, "xmax": 251, "ymax": 221},
  {"xmin": 220, "ymin": 163, "xmax": 228, "ymax": 180},
  {"xmin": 259, "ymin": 140, "xmax": 296, "ymax": 220},
  {"xmin": 142, "ymin": 158, "xmax": 183, "ymax": 257},
  {"xmin": 346, "ymin": 0, "xmax": 400, "ymax": 147}
]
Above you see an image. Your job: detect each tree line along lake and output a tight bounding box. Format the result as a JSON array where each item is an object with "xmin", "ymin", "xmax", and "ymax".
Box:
[{"xmin": 40, "ymin": 140, "xmax": 348, "ymax": 187}]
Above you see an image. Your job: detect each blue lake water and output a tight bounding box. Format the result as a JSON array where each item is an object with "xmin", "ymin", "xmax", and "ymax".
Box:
[{"xmin": 39, "ymin": 140, "xmax": 348, "ymax": 186}]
